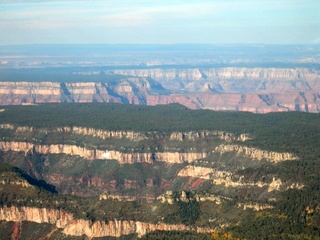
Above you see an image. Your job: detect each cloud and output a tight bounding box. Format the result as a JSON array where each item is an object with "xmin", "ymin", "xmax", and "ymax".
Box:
[{"xmin": 0, "ymin": 1, "xmax": 218, "ymax": 30}]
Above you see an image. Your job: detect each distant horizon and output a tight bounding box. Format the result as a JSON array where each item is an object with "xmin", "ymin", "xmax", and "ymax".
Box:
[
  {"xmin": 1, "ymin": 43, "xmax": 320, "ymax": 47},
  {"xmin": 1, "ymin": 0, "xmax": 319, "ymax": 45}
]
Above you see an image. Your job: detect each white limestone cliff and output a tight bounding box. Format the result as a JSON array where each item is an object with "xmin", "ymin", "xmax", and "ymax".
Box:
[
  {"xmin": 0, "ymin": 141, "xmax": 207, "ymax": 164},
  {"xmin": 0, "ymin": 205, "xmax": 213, "ymax": 238}
]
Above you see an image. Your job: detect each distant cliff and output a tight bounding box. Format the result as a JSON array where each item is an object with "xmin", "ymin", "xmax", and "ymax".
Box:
[{"xmin": 1, "ymin": 67, "xmax": 320, "ymax": 112}]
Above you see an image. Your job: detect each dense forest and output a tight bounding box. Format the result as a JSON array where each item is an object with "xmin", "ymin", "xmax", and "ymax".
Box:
[
  {"xmin": 0, "ymin": 103, "xmax": 320, "ymax": 239},
  {"xmin": 1, "ymin": 103, "xmax": 320, "ymax": 154}
]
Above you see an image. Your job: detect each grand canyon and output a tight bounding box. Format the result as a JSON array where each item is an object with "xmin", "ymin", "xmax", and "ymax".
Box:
[{"xmin": 0, "ymin": 45, "xmax": 320, "ymax": 239}]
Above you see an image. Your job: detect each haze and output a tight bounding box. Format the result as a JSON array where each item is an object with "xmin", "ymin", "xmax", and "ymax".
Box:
[{"xmin": 0, "ymin": 0, "xmax": 319, "ymax": 45}]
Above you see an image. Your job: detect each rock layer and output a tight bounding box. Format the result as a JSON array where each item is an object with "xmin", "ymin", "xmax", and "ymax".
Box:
[
  {"xmin": 0, "ymin": 67, "xmax": 320, "ymax": 112},
  {"xmin": 0, "ymin": 141, "xmax": 207, "ymax": 164},
  {"xmin": 214, "ymin": 144, "xmax": 297, "ymax": 162},
  {"xmin": 0, "ymin": 206, "xmax": 212, "ymax": 238}
]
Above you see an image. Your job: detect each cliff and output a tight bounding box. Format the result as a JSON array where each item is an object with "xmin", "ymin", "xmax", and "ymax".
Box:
[
  {"xmin": 177, "ymin": 166, "xmax": 214, "ymax": 180},
  {"xmin": 0, "ymin": 123, "xmax": 249, "ymax": 143},
  {"xmin": 110, "ymin": 67, "xmax": 320, "ymax": 84},
  {"xmin": 0, "ymin": 205, "xmax": 213, "ymax": 238},
  {"xmin": 169, "ymin": 131, "xmax": 249, "ymax": 142},
  {"xmin": 0, "ymin": 141, "xmax": 295, "ymax": 164},
  {"xmin": 214, "ymin": 144, "xmax": 297, "ymax": 163},
  {"xmin": 0, "ymin": 67, "xmax": 320, "ymax": 112},
  {"xmin": 0, "ymin": 141, "xmax": 207, "ymax": 164}
]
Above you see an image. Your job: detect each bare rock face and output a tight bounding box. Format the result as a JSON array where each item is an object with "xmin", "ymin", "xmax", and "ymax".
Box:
[
  {"xmin": 0, "ymin": 141, "xmax": 207, "ymax": 164},
  {"xmin": 178, "ymin": 166, "xmax": 214, "ymax": 180},
  {"xmin": 111, "ymin": 67, "xmax": 320, "ymax": 83},
  {"xmin": 0, "ymin": 206, "xmax": 73, "ymax": 228},
  {"xmin": 157, "ymin": 190, "xmax": 229, "ymax": 205},
  {"xmin": 0, "ymin": 82, "xmax": 61, "ymax": 104},
  {"xmin": 214, "ymin": 144, "xmax": 297, "ymax": 163},
  {"xmin": 0, "ymin": 67, "xmax": 320, "ymax": 112},
  {"xmin": 0, "ymin": 206, "xmax": 213, "ymax": 238}
]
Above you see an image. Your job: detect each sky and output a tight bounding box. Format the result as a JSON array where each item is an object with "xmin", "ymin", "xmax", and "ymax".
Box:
[{"xmin": 0, "ymin": 0, "xmax": 319, "ymax": 45}]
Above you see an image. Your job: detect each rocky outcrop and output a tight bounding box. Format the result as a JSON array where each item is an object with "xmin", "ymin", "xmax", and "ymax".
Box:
[
  {"xmin": 169, "ymin": 131, "xmax": 250, "ymax": 142},
  {"xmin": 0, "ymin": 179, "xmax": 31, "ymax": 188},
  {"xmin": 177, "ymin": 167, "xmax": 286, "ymax": 192},
  {"xmin": 56, "ymin": 126, "xmax": 147, "ymax": 141},
  {"xmin": 0, "ymin": 206, "xmax": 213, "ymax": 238},
  {"xmin": 0, "ymin": 124, "xmax": 147, "ymax": 141},
  {"xmin": 178, "ymin": 166, "xmax": 214, "ymax": 180},
  {"xmin": 214, "ymin": 144, "xmax": 297, "ymax": 162},
  {"xmin": 0, "ymin": 124, "xmax": 250, "ymax": 143},
  {"xmin": 212, "ymin": 172, "xmax": 304, "ymax": 192},
  {"xmin": 157, "ymin": 190, "xmax": 231, "ymax": 205},
  {"xmin": 0, "ymin": 205, "xmax": 73, "ymax": 228},
  {"xmin": 0, "ymin": 141, "xmax": 207, "ymax": 164},
  {"xmin": 237, "ymin": 203, "xmax": 274, "ymax": 211}
]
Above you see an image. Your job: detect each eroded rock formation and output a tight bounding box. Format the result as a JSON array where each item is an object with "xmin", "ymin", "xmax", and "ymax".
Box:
[
  {"xmin": 178, "ymin": 166, "xmax": 214, "ymax": 180},
  {"xmin": 214, "ymin": 144, "xmax": 297, "ymax": 162},
  {"xmin": 0, "ymin": 205, "xmax": 213, "ymax": 238},
  {"xmin": 0, "ymin": 67, "xmax": 320, "ymax": 112},
  {"xmin": 0, "ymin": 141, "xmax": 207, "ymax": 164}
]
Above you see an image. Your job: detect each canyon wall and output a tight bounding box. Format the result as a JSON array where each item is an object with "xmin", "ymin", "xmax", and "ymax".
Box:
[
  {"xmin": 110, "ymin": 67, "xmax": 320, "ymax": 83},
  {"xmin": 0, "ymin": 205, "xmax": 213, "ymax": 238},
  {"xmin": 0, "ymin": 141, "xmax": 207, "ymax": 164},
  {"xmin": 1, "ymin": 67, "xmax": 320, "ymax": 112},
  {"xmin": 0, "ymin": 141, "xmax": 295, "ymax": 164}
]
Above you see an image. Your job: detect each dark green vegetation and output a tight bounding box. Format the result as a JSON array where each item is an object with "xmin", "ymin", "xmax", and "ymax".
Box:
[
  {"xmin": 140, "ymin": 230, "xmax": 213, "ymax": 240},
  {"xmin": 0, "ymin": 103, "xmax": 320, "ymax": 239},
  {"xmin": 1, "ymin": 102, "xmax": 320, "ymax": 154}
]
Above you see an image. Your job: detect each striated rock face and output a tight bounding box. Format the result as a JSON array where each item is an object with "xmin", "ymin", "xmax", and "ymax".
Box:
[
  {"xmin": 0, "ymin": 206, "xmax": 213, "ymax": 238},
  {"xmin": 111, "ymin": 67, "xmax": 320, "ymax": 83},
  {"xmin": 0, "ymin": 206, "xmax": 73, "ymax": 228},
  {"xmin": 214, "ymin": 144, "xmax": 297, "ymax": 162},
  {"xmin": 0, "ymin": 78, "xmax": 150, "ymax": 105},
  {"xmin": 0, "ymin": 82, "xmax": 61, "ymax": 105},
  {"xmin": 0, "ymin": 141, "xmax": 208, "ymax": 164},
  {"xmin": 0, "ymin": 67, "xmax": 320, "ymax": 112}
]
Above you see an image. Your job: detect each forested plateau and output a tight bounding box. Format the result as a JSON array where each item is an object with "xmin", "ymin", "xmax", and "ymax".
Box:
[{"xmin": 0, "ymin": 103, "xmax": 320, "ymax": 239}]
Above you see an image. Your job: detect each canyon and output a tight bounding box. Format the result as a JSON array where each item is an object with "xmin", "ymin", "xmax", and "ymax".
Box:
[
  {"xmin": 0, "ymin": 67, "xmax": 320, "ymax": 113},
  {"xmin": 1, "ymin": 45, "xmax": 320, "ymax": 239},
  {"xmin": 0, "ymin": 102, "xmax": 318, "ymax": 239}
]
